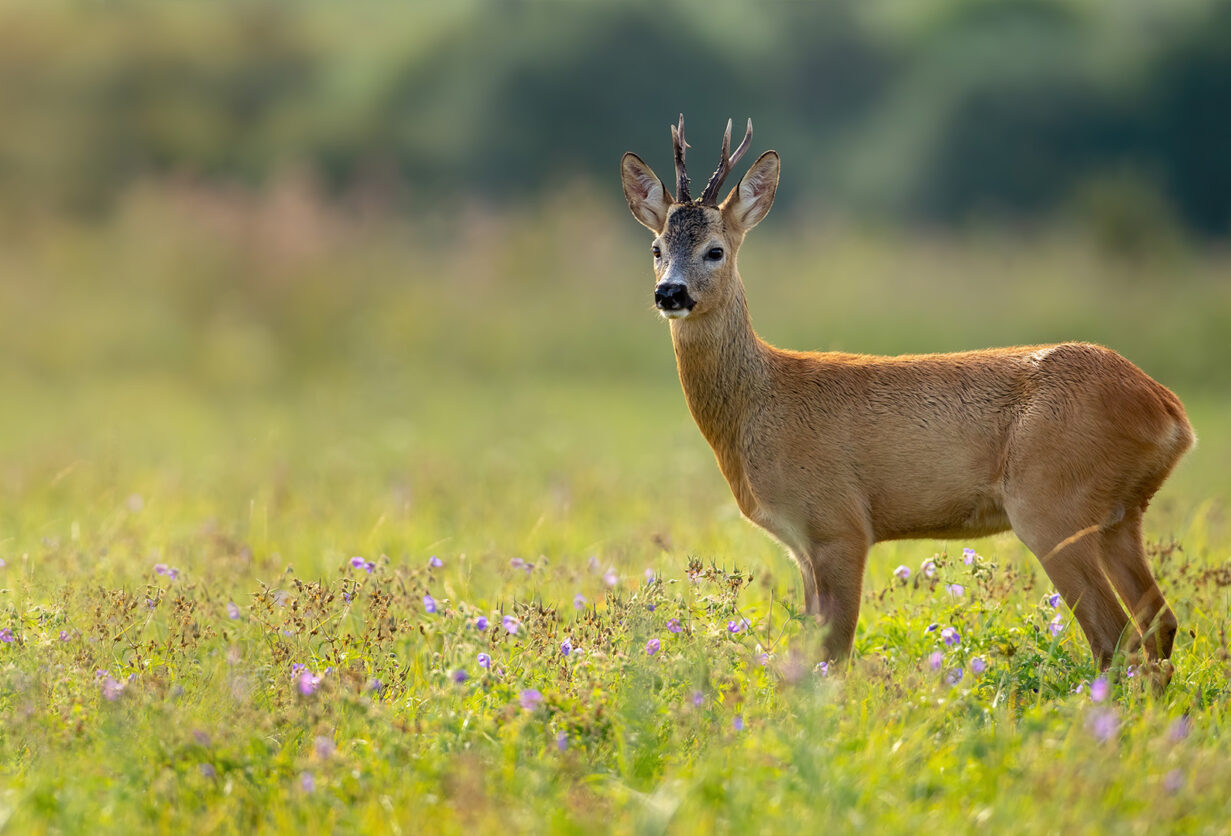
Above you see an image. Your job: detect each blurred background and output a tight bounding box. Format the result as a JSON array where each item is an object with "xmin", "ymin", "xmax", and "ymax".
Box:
[{"xmin": 0, "ymin": 0, "xmax": 1227, "ymax": 569}]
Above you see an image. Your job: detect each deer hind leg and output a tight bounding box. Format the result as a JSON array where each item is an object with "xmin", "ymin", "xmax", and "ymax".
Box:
[
  {"xmin": 1008, "ymin": 505, "xmax": 1131, "ymax": 669},
  {"xmin": 1099, "ymin": 507, "xmax": 1177, "ymax": 661}
]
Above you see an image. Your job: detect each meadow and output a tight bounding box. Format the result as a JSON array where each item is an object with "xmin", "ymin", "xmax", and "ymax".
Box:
[{"xmin": 1, "ymin": 183, "xmax": 1229, "ymax": 833}]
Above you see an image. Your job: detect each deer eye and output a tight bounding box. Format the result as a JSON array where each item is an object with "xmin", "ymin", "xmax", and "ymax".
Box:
[
  {"xmin": 651, "ymin": 245, "xmax": 661, "ymax": 259},
  {"xmin": 705, "ymin": 247, "xmax": 724, "ymax": 261}
]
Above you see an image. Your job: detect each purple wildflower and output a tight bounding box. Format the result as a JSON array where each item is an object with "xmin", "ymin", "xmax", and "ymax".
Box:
[
  {"xmin": 691, "ymin": 690, "xmax": 705, "ymax": 707},
  {"xmin": 297, "ymin": 670, "xmax": 320, "ymax": 696},
  {"xmin": 349, "ymin": 556, "xmax": 366, "ymax": 569},
  {"xmin": 573, "ymin": 594, "xmax": 586, "ymax": 610},
  {"xmin": 962, "ymin": 547, "xmax": 977, "ymax": 565},
  {"xmin": 1048, "ymin": 615, "xmax": 1065, "ymax": 637},
  {"xmin": 1088, "ymin": 708, "xmax": 1119, "ymax": 743},
  {"xmin": 475, "ymin": 616, "xmax": 489, "ymax": 631},
  {"xmin": 429, "ymin": 555, "xmax": 443, "ymax": 568},
  {"xmin": 893, "ymin": 565, "xmax": 910, "ymax": 581},
  {"xmin": 502, "ymin": 615, "xmax": 520, "ymax": 634},
  {"xmin": 226, "ymin": 602, "xmax": 240, "ymax": 620},
  {"xmin": 946, "ymin": 667, "xmax": 964, "ymax": 685},
  {"xmin": 200, "ymin": 763, "xmax": 216, "ymax": 779},
  {"xmin": 561, "ymin": 638, "xmax": 573, "ymax": 657},
  {"xmin": 603, "ymin": 568, "xmax": 618, "ymax": 588},
  {"xmin": 733, "ymin": 716, "xmax": 745, "ymax": 732},
  {"xmin": 519, "ymin": 689, "xmax": 544, "ymax": 711},
  {"xmin": 816, "ymin": 661, "xmax": 830, "ymax": 677},
  {"xmin": 928, "ymin": 650, "xmax": 944, "ymax": 671},
  {"xmin": 102, "ymin": 675, "xmax": 125, "ymax": 701},
  {"xmin": 667, "ymin": 618, "xmax": 682, "ymax": 634},
  {"xmin": 1164, "ymin": 769, "xmax": 1184, "ymax": 794},
  {"xmin": 921, "ymin": 559, "xmax": 937, "ymax": 579},
  {"xmin": 477, "ymin": 652, "xmax": 491, "ymax": 669},
  {"xmin": 300, "ymin": 772, "xmax": 315, "ymax": 793},
  {"xmin": 727, "ymin": 618, "xmax": 749, "ymax": 634},
  {"xmin": 58, "ymin": 630, "xmax": 70, "ymax": 642},
  {"xmin": 1169, "ymin": 716, "xmax": 1191, "ymax": 743},
  {"xmin": 556, "ymin": 731, "xmax": 569, "ymax": 752},
  {"xmin": 1090, "ymin": 676, "xmax": 1110, "ymax": 703},
  {"xmin": 0, "ymin": 628, "xmax": 13, "ymax": 643},
  {"xmin": 0, "ymin": 558, "xmax": 5, "ymax": 567},
  {"xmin": 314, "ymin": 736, "xmax": 336, "ymax": 759},
  {"xmin": 588, "ymin": 555, "xmax": 600, "ymax": 572},
  {"xmin": 291, "ymin": 663, "xmax": 306, "ymax": 676},
  {"xmin": 946, "ymin": 583, "xmax": 965, "ymax": 598},
  {"xmin": 970, "ymin": 657, "xmax": 987, "ymax": 675},
  {"xmin": 646, "ymin": 638, "xmax": 660, "ymax": 656},
  {"xmin": 366, "ymin": 678, "xmax": 383, "ymax": 694},
  {"xmin": 925, "ymin": 623, "xmax": 939, "ymax": 633},
  {"xmin": 644, "ymin": 568, "xmax": 656, "ymax": 583},
  {"xmin": 452, "ymin": 669, "xmax": 469, "ymax": 684},
  {"xmin": 423, "ymin": 593, "xmax": 437, "ymax": 614},
  {"xmin": 510, "ymin": 557, "xmax": 526, "ymax": 570},
  {"xmin": 941, "ymin": 626, "xmax": 961, "ymax": 646},
  {"xmin": 1046, "ymin": 592, "xmax": 1062, "ymax": 608}
]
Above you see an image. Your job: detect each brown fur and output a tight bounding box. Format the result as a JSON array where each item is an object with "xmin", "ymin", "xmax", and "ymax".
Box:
[{"xmin": 621, "ymin": 142, "xmax": 1194, "ymax": 669}]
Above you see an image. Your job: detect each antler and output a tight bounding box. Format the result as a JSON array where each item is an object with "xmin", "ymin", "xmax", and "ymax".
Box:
[
  {"xmin": 670, "ymin": 114, "xmax": 690, "ymax": 203},
  {"xmin": 700, "ymin": 118, "xmax": 753, "ymax": 205}
]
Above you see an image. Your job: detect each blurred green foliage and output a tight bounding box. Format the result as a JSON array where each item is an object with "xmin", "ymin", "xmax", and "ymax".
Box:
[{"xmin": 1, "ymin": 0, "xmax": 1229, "ymax": 234}]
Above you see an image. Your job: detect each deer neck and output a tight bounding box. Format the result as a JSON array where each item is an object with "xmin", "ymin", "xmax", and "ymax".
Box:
[{"xmin": 668, "ymin": 279, "xmax": 769, "ymax": 463}]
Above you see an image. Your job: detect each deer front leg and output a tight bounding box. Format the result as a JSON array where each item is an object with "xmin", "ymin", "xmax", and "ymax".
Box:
[{"xmin": 803, "ymin": 536, "xmax": 870, "ymax": 664}]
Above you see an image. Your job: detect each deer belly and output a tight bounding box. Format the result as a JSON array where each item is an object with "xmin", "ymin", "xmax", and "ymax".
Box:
[{"xmin": 871, "ymin": 487, "xmax": 1011, "ymax": 541}]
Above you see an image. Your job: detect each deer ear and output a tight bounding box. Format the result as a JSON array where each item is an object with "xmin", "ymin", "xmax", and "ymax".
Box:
[
  {"xmin": 621, "ymin": 153, "xmax": 671, "ymax": 233},
  {"xmin": 722, "ymin": 151, "xmax": 779, "ymax": 232}
]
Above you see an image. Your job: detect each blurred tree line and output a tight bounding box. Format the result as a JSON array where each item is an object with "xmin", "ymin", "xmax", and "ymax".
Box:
[{"xmin": 0, "ymin": 0, "xmax": 1228, "ymax": 236}]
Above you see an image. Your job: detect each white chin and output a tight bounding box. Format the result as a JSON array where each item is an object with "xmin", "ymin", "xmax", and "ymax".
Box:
[{"xmin": 659, "ymin": 308, "xmax": 692, "ymax": 320}]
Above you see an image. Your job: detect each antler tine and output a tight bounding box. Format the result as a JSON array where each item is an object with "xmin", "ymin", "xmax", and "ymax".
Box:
[
  {"xmin": 701, "ymin": 117, "xmax": 754, "ymax": 205},
  {"xmin": 671, "ymin": 113, "xmax": 691, "ymax": 203},
  {"xmin": 729, "ymin": 117, "xmax": 753, "ymax": 167}
]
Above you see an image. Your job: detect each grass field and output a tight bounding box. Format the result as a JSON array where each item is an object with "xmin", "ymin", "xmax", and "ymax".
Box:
[{"xmin": 1, "ymin": 189, "xmax": 1229, "ymax": 833}]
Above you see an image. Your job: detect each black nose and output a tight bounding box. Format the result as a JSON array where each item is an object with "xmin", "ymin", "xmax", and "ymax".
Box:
[{"xmin": 654, "ymin": 282, "xmax": 692, "ymax": 311}]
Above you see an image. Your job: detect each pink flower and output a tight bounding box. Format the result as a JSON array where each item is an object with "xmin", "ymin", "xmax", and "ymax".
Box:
[
  {"xmin": 314, "ymin": 736, "xmax": 336, "ymax": 759},
  {"xmin": 102, "ymin": 675, "xmax": 125, "ymax": 701},
  {"xmin": 1090, "ymin": 676, "xmax": 1110, "ymax": 703},
  {"xmin": 297, "ymin": 670, "xmax": 321, "ymax": 695}
]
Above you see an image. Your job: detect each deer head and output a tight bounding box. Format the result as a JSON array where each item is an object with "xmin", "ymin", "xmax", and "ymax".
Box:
[{"xmin": 621, "ymin": 116, "xmax": 779, "ymax": 320}]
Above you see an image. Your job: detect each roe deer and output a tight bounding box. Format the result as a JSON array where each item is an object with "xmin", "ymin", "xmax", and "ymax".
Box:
[{"xmin": 620, "ymin": 115, "xmax": 1194, "ymax": 670}]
